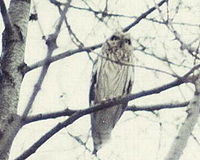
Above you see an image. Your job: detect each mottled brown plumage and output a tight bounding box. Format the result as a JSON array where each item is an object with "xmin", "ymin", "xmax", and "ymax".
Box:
[{"xmin": 89, "ymin": 32, "xmax": 134, "ymax": 154}]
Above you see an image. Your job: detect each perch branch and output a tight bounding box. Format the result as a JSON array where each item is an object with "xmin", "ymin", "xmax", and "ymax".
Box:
[
  {"xmin": 24, "ymin": 101, "xmax": 189, "ymax": 124},
  {"xmin": 16, "ymin": 62, "xmax": 199, "ymax": 159},
  {"xmin": 23, "ymin": 63, "xmax": 200, "ymax": 124}
]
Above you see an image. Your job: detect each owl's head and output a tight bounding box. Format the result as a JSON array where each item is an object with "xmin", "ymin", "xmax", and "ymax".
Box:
[{"xmin": 106, "ymin": 32, "xmax": 132, "ymax": 49}]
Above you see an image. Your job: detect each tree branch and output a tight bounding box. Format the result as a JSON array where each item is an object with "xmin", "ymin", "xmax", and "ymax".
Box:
[
  {"xmin": 154, "ymin": 1, "xmax": 200, "ymax": 59},
  {"xmin": 123, "ymin": 0, "xmax": 168, "ymax": 32},
  {"xmin": 17, "ymin": 101, "xmax": 129, "ymax": 160},
  {"xmin": 22, "ymin": 63, "xmax": 200, "ymax": 125},
  {"xmin": 0, "ymin": 0, "xmax": 13, "ymax": 32},
  {"xmin": 24, "ymin": 108, "xmax": 76, "ymax": 124},
  {"xmin": 25, "ymin": 43, "xmax": 102, "ymax": 72},
  {"xmin": 24, "ymin": 101, "xmax": 190, "ymax": 124},
  {"xmin": 126, "ymin": 101, "xmax": 189, "ymax": 112},
  {"xmin": 25, "ymin": 0, "xmax": 168, "ymax": 73},
  {"xmin": 21, "ymin": 0, "xmax": 72, "ymax": 119},
  {"xmin": 67, "ymin": 131, "xmax": 92, "ymax": 153},
  {"xmin": 16, "ymin": 62, "xmax": 199, "ymax": 159},
  {"xmin": 16, "ymin": 84, "xmax": 190, "ymax": 160}
]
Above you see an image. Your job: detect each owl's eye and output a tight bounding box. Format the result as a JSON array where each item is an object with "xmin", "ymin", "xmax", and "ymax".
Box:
[
  {"xmin": 110, "ymin": 35, "xmax": 120, "ymax": 41},
  {"xmin": 125, "ymin": 39, "xmax": 131, "ymax": 45}
]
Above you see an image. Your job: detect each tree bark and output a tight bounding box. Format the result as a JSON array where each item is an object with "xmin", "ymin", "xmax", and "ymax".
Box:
[
  {"xmin": 165, "ymin": 73, "xmax": 200, "ymax": 160},
  {"xmin": 0, "ymin": 0, "xmax": 30, "ymax": 159}
]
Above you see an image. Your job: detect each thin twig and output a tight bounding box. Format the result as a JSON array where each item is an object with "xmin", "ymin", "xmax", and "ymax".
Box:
[
  {"xmin": 67, "ymin": 132, "xmax": 92, "ymax": 152},
  {"xmin": 25, "ymin": 62, "xmax": 200, "ymax": 124},
  {"xmin": 123, "ymin": 0, "xmax": 168, "ymax": 32},
  {"xmin": 25, "ymin": 43, "xmax": 102, "ymax": 72},
  {"xmin": 24, "ymin": 63, "xmax": 200, "ymax": 124},
  {"xmin": 0, "ymin": 0, "xmax": 13, "ymax": 32},
  {"xmin": 92, "ymin": 50, "xmax": 177, "ymax": 77},
  {"xmin": 154, "ymin": 0, "xmax": 200, "ymax": 59},
  {"xmin": 126, "ymin": 101, "xmax": 189, "ymax": 112},
  {"xmin": 25, "ymin": 0, "xmax": 168, "ymax": 73},
  {"xmin": 70, "ymin": 5, "xmax": 200, "ymax": 28},
  {"xmin": 16, "ymin": 62, "xmax": 199, "ymax": 159},
  {"xmin": 32, "ymin": 0, "xmax": 46, "ymax": 40},
  {"xmin": 21, "ymin": 0, "xmax": 72, "ymax": 119}
]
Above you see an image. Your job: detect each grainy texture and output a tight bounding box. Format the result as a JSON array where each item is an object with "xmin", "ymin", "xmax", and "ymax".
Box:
[{"xmin": 90, "ymin": 32, "xmax": 134, "ymax": 153}]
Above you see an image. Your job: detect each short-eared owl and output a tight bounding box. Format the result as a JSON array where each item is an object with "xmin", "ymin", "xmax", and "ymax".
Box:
[{"xmin": 89, "ymin": 32, "xmax": 134, "ymax": 154}]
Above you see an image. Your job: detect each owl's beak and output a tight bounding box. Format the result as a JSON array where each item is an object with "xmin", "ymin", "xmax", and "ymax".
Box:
[{"xmin": 119, "ymin": 40, "xmax": 124, "ymax": 48}]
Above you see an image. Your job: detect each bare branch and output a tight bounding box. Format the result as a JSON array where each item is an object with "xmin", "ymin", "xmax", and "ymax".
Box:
[
  {"xmin": 67, "ymin": 132, "xmax": 92, "ymax": 153},
  {"xmin": 24, "ymin": 101, "xmax": 189, "ymax": 124},
  {"xmin": 70, "ymin": 4, "xmax": 200, "ymax": 28},
  {"xmin": 127, "ymin": 101, "xmax": 189, "ymax": 112},
  {"xmin": 25, "ymin": 43, "xmax": 102, "ymax": 72},
  {"xmin": 16, "ymin": 62, "xmax": 200, "ymax": 159},
  {"xmin": 25, "ymin": 62, "xmax": 200, "ymax": 124},
  {"xmin": 92, "ymin": 50, "xmax": 177, "ymax": 77},
  {"xmin": 70, "ymin": 4, "xmax": 136, "ymax": 18},
  {"xmin": 25, "ymin": 0, "xmax": 168, "ymax": 73},
  {"xmin": 53, "ymin": 0, "xmax": 72, "ymax": 36},
  {"xmin": 49, "ymin": 0, "xmax": 65, "ymax": 6},
  {"xmin": 23, "ymin": 63, "xmax": 200, "ymax": 124},
  {"xmin": 17, "ymin": 102, "xmax": 126, "ymax": 159},
  {"xmin": 21, "ymin": 0, "xmax": 72, "ymax": 119},
  {"xmin": 123, "ymin": 0, "xmax": 168, "ymax": 32},
  {"xmin": 67, "ymin": 131, "xmax": 102, "ymax": 159},
  {"xmin": 154, "ymin": 1, "xmax": 200, "ymax": 59},
  {"xmin": 0, "ymin": 0, "xmax": 13, "ymax": 32},
  {"xmin": 168, "ymin": 25, "xmax": 200, "ymax": 59},
  {"xmin": 135, "ymin": 42, "xmax": 190, "ymax": 69},
  {"xmin": 32, "ymin": 0, "xmax": 46, "ymax": 40},
  {"xmin": 24, "ymin": 108, "xmax": 76, "ymax": 124},
  {"xmin": 191, "ymin": 133, "xmax": 200, "ymax": 146},
  {"xmin": 16, "ymin": 76, "xmax": 191, "ymax": 160}
]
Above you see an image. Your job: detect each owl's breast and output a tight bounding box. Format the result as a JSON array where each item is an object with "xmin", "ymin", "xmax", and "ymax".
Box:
[{"xmin": 96, "ymin": 58, "xmax": 132, "ymax": 100}]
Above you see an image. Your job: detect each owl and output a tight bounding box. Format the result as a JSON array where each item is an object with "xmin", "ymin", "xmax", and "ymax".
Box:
[{"xmin": 89, "ymin": 32, "xmax": 134, "ymax": 154}]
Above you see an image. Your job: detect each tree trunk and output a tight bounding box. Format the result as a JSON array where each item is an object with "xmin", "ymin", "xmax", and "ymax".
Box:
[
  {"xmin": 0, "ymin": 0, "xmax": 30, "ymax": 159},
  {"xmin": 165, "ymin": 72, "xmax": 200, "ymax": 160}
]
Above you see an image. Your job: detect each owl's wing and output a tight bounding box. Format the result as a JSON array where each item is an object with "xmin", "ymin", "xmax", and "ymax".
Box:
[
  {"xmin": 89, "ymin": 59, "xmax": 98, "ymax": 106},
  {"xmin": 126, "ymin": 62, "xmax": 134, "ymax": 94},
  {"xmin": 90, "ymin": 55, "xmax": 134, "ymax": 154},
  {"xmin": 114, "ymin": 66, "xmax": 134, "ymax": 122},
  {"xmin": 118, "ymin": 57, "xmax": 135, "ymax": 116}
]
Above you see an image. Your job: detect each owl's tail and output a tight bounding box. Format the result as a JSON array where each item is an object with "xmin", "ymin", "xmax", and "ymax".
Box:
[
  {"xmin": 91, "ymin": 126, "xmax": 112, "ymax": 154},
  {"xmin": 91, "ymin": 103, "xmax": 127, "ymax": 154}
]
